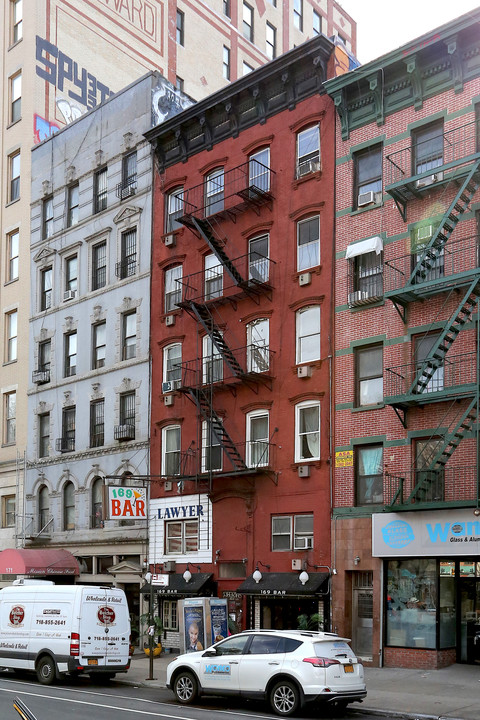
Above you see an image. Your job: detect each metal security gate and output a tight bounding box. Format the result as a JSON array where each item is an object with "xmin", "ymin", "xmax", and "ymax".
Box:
[{"xmin": 352, "ymin": 571, "xmax": 373, "ymax": 660}]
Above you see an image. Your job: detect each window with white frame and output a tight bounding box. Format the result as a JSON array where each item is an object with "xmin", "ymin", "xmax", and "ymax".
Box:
[
  {"xmin": 9, "ymin": 150, "xmax": 20, "ymax": 203},
  {"xmin": 223, "ymin": 46, "xmax": 230, "ymax": 81},
  {"xmin": 11, "ymin": 0, "xmax": 22, "ymax": 43},
  {"xmin": 42, "ymin": 196, "xmax": 53, "ymax": 239},
  {"xmin": 204, "ymin": 253, "xmax": 223, "ymax": 300},
  {"xmin": 92, "ymin": 321, "xmax": 106, "ymax": 369},
  {"xmin": 166, "ymin": 187, "xmax": 184, "ymax": 232},
  {"xmin": 122, "ymin": 311, "xmax": 136, "ymax": 360},
  {"xmin": 202, "ymin": 420, "xmax": 222, "ymax": 472},
  {"xmin": 242, "ymin": 62, "xmax": 254, "ymax": 76},
  {"xmin": 246, "ymin": 409, "xmax": 269, "ymax": 467},
  {"xmin": 10, "ymin": 72, "xmax": 21, "ymax": 123},
  {"xmin": 67, "ymin": 183, "xmax": 79, "ymax": 227},
  {"xmin": 6, "ymin": 310, "xmax": 17, "ymax": 362},
  {"xmin": 38, "ymin": 412, "xmax": 50, "ymax": 458},
  {"xmin": 249, "ymin": 234, "xmax": 269, "ymax": 283},
  {"xmin": 355, "ymin": 344, "xmax": 383, "ymax": 406},
  {"xmin": 203, "ymin": 334, "xmax": 223, "ymax": 383},
  {"xmin": 163, "ymin": 600, "xmax": 178, "ymax": 630},
  {"xmin": 165, "ymin": 265, "xmax": 182, "ymax": 313},
  {"xmin": 2, "ymin": 495, "xmax": 15, "ymax": 528},
  {"xmin": 242, "ymin": 2, "xmax": 253, "ymax": 41},
  {"xmin": 65, "ymin": 254, "xmax": 78, "ymax": 298},
  {"xmin": 64, "ymin": 331, "xmax": 77, "ymax": 377},
  {"xmin": 313, "ymin": 10, "xmax": 321, "ymax": 35},
  {"xmin": 295, "ymin": 401, "xmax": 320, "ymax": 461},
  {"xmin": 162, "ymin": 425, "xmax": 181, "ymax": 476},
  {"xmin": 296, "ymin": 305, "xmax": 320, "ymax": 363},
  {"xmin": 272, "ymin": 514, "xmax": 313, "ymax": 551},
  {"xmin": 205, "ymin": 168, "xmax": 224, "ymax": 215},
  {"xmin": 163, "ymin": 343, "xmax": 182, "ymax": 385},
  {"xmin": 297, "ymin": 215, "xmax": 320, "ymax": 271},
  {"xmin": 293, "ymin": 0, "xmax": 303, "ymax": 31},
  {"xmin": 165, "ymin": 518, "xmax": 199, "ymax": 554},
  {"xmin": 353, "ymin": 145, "xmax": 382, "ymax": 209},
  {"xmin": 296, "ymin": 125, "xmax": 320, "ymax": 177},
  {"xmin": 247, "ymin": 318, "xmax": 269, "ymax": 373},
  {"xmin": 266, "ymin": 22, "xmax": 276, "ymax": 60},
  {"xmin": 92, "ymin": 241, "xmax": 107, "ymax": 290},
  {"xmin": 7, "ymin": 229, "xmax": 19, "ymax": 282},
  {"xmin": 4, "ymin": 391, "xmax": 16, "ymax": 445},
  {"xmin": 249, "ymin": 147, "xmax": 270, "ymax": 192},
  {"xmin": 40, "ymin": 266, "xmax": 52, "ymax": 311}
]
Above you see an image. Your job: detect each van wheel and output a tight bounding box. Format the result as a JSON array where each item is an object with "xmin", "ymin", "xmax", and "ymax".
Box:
[
  {"xmin": 173, "ymin": 671, "xmax": 198, "ymax": 704},
  {"xmin": 270, "ymin": 680, "xmax": 300, "ymax": 716},
  {"xmin": 37, "ymin": 656, "xmax": 56, "ymax": 685}
]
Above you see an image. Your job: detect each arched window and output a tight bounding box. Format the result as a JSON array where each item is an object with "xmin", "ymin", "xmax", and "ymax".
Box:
[
  {"xmin": 92, "ymin": 477, "xmax": 104, "ymax": 529},
  {"xmin": 38, "ymin": 485, "xmax": 49, "ymax": 533},
  {"xmin": 63, "ymin": 481, "xmax": 75, "ymax": 531}
]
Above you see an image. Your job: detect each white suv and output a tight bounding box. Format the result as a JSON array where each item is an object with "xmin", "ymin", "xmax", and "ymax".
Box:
[{"xmin": 166, "ymin": 629, "xmax": 366, "ymax": 716}]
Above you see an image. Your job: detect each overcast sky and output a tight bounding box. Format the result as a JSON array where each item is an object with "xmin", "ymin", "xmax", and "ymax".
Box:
[{"xmin": 337, "ymin": 1, "xmax": 480, "ymax": 64}]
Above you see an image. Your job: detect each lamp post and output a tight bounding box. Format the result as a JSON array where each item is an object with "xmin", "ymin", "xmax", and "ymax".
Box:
[{"xmin": 144, "ymin": 571, "xmax": 156, "ymax": 681}]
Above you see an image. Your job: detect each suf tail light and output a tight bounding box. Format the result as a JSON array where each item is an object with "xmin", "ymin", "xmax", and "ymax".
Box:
[
  {"xmin": 70, "ymin": 632, "xmax": 80, "ymax": 656},
  {"xmin": 302, "ymin": 657, "xmax": 341, "ymax": 668}
]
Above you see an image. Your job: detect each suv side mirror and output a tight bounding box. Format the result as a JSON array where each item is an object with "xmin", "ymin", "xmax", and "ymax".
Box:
[{"xmin": 202, "ymin": 648, "xmax": 217, "ymax": 657}]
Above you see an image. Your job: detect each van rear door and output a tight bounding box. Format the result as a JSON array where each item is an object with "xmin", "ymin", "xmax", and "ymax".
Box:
[{"xmin": 79, "ymin": 588, "xmax": 130, "ymax": 668}]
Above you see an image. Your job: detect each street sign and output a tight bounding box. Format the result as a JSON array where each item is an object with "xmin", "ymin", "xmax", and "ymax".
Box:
[{"xmin": 106, "ymin": 486, "xmax": 147, "ymax": 519}]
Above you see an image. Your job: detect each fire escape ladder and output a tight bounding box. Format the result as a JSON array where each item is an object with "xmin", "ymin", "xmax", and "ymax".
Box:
[
  {"xmin": 188, "ymin": 301, "xmax": 245, "ymax": 378},
  {"xmin": 408, "ymin": 279, "xmax": 480, "ymax": 395},
  {"xmin": 191, "ymin": 217, "xmax": 246, "ymax": 287},
  {"xmin": 407, "ymin": 161, "xmax": 480, "ymax": 287},
  {"xmin": 188, "ymin": 387, "xmax": 247, "ymax": 471}
]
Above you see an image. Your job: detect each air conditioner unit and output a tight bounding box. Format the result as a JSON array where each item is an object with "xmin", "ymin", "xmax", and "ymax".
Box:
[
  {"xmin": 63, "ymin": 289, "xmax": 76, "ymax": 301},
  {"xmin": 294, "ymin": 536, "xmax": 313, "ymax": 549},
  {"xmin": 164, "ymin": 394, "xmax": 174, "ymax": 407},
  {"xmin": 348, "ymin": 290, "xmax": 371, "ymax": 306},
  {"xmin": 416, "ymin": 224, "xmax": 434, "ymax": 242},
  {"xmin": 357, "ymin": 190, "xmax": 376, "ymax": 207},
  {"xmin": 296, "ymin": 159, "xmax": 320, "ymax": 178},
  {"xmin": 165, "ymin": 314, "xmax": 175, "ymax": 327},
  {"xmin": 292, "ymin": 559, "xmax": 302, "ymax": 570},
  {"xmin": 162, "ymin": 379, "xmax": 181, "ymax": 393},
  {"xmin": 163, "ymin": 233, "xmax": 176, "ymax": 248},
  {"xmin": 297, "ymin": 465, "xmax": 311, "ymax": 478},
  {"xmin": 164, "ymin": 560, "xmax": 176, "ymax": 573},
  {"xmin": 297, "ymin": 365, "xmax": 312, "ymax": 378},
  {"xmin": 121, "ymin": 184, "xmax": 136, "ymax": 199},
  {"xmin": 415, "ymin": 172, "xmax": 444, "ymax": 189},
  {"xmin": 298, "ymin": 272, "xmax": 312, "ymax": 287}
]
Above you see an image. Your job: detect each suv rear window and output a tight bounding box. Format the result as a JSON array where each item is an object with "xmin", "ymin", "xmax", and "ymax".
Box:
[{"xmin": 313, "ymin": 640, "xmax": 354, "ymax": 658}]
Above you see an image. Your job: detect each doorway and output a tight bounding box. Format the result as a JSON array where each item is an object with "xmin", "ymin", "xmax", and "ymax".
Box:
[
  {"xmin": 458, "ymin": 563, "xmax": 480, "ymax": 663},
  {"xmin": 352, "ymin": 571, "xmax": 373, "ymax": 660}
]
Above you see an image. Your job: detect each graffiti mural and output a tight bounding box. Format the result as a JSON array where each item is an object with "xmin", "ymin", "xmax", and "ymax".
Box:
[
  {"xmin": 34, "ymin": 114, "xmax": 60, "ymax": 144},
  {"xmin": 152, "ymin": 78, "xmax": 194, "ymax": 127}
]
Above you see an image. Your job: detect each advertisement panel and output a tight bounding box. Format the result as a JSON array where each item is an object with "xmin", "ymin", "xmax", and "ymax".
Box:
[{"xmin": 106, "ymin": 486, "xmax": 146, "ymax": 520}]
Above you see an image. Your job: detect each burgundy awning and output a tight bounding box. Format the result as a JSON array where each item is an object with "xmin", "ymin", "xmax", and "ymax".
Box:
[{"xmin": 0, "ymin": 548, "xmax": 79, "ymax": 576}]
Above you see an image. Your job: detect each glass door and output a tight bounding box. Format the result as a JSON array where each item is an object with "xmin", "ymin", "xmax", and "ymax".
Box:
[{"xmin": 458, "ymin": 561, "xmax": 480, "ymax": 663}]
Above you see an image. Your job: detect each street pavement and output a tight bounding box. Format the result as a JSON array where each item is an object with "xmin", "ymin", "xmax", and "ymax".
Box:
[{"xmin": 121, "ymin": 651, "xmax": 480, "ymax": 720}]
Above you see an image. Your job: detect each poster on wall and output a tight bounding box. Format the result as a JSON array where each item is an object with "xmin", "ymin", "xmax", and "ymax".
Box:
[
  {"xmin": 184, "ymin": 604, "xmax": 206, "ymax": 653},
  {"xmin": 209, "ymin": 599, "xmax": 228, "ymax": 645}
]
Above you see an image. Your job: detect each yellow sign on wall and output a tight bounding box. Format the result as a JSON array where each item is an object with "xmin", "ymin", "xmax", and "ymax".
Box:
[{"xmin": 335, "ymin": 450, "xmax": 353, "ymax": 467}]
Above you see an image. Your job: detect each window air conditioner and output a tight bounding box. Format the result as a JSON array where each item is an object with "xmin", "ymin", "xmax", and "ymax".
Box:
[
  {"xmin": 163, "ymin": 233, "xmax": 176, "ymax": 248},
  {"xmin": 296, "ymin": 159, "xmax": 320, "ymax": 178},
  {"xmin": 165, "ymin": 314, "xmax": 175, "ymax": 327},
  {"xmin": 297, "ymin": 365, "xmax": 312, "ymax": 378},
  {"xmin": 416, "ymin": 224, "xmax": 434, "ymax": 242},
  {"xmin": 415, "ymin": 172, "xmax": 444, "ymax": 189},
  {"xmin": 63, "ymin": 289, "xmax": 76, "ymax": 301},
  {"xmin": 162, "ymin": 380, "xmax": 181, "ymax": 393},
  {"xmin": 348, "ymin": 290, "xmax": 371, "ymax": 306},
  {"xmin": 294, "ymin": 535, "xmax": 313, "ymax": 549},
  {"xmin": 357, "ymin": 191, "xmax": 376, "ymax": 207},
  {"xmin": 298, "ymin": 272, "xmax": 312, "ymax": 287},
  {"xmin": 120, "ymin": 184, "xmax": 136, "ymax": 200}
]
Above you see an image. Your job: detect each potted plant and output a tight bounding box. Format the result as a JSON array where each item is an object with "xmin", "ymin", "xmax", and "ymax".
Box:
[
  {"xmin": 140, "ymin": 613, "xmax": 164, "ymax": 656},
  {"xmin": 297, "ymin": 613, "xmax": 323, "ymax": 631}
]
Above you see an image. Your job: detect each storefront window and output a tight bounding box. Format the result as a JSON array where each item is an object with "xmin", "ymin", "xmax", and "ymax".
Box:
[
  {"xmin": 440, "ymin": 562, "xmax": 456, "ymax": 648},
  {"xmin": 386, "ymin": 559, "xmax": 437, "ymax": 648}
]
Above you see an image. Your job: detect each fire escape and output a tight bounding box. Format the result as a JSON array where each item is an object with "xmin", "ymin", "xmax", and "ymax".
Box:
[
  {"xmin": 166, "ymin": 160, "xmax": 276, "ymax": 486},
  {"xmin": 383, "ymin": 118, "xmax": 480, "ymax": 509}
]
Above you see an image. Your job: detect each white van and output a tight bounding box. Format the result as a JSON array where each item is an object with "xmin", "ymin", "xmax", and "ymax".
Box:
[{"xmin": 0, "ymin": 581, "xmax": 131, "ymax": 684}]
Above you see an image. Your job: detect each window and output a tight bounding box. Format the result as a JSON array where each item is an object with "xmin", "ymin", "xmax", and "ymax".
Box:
[
  {"xmin": 163, "ymin": 600, "xmax": 178, "ymax": 630},
  {"xmin": 118, "ymin": 229, "xmax": 137, "ymax": 279},
  {"xmin": 92, "ymin": 321, "xmax": 106, "ymax": 369},
  {"xmin": 92, "ymin": 241, "xmax": 107, "ymax": 290},
  {"xmin": 38, "ymin": 412, "xmax": 50, "ymax": 457},
  {"xmin": 249, "ymin": 234, "xmax": 269, "ymax": 283},
  {"xmin": 4, "ymin": 392, "xmax": 16, "ymax": 445},
  {"xmin": 163, "ymin": 343, "xmax": 182, "ymax": 385},
  {"xmin": 176, "ymin": 10, "xmax": 184, "ymax": 45},
  {"xmin": 90, "ymin": 399, "xmax": 104, "ymax": 447},
  {"xmin": 266, "ymin": 22, "xmax": 276, "ymax": 60},
  {"xmin": 414, "ymin": 332, "xmax": 444, "ymax": 394},
  {"xmin": 223, "ymin": 0, "xmax": 230, "ymax": 17},
  {"xmin": 94, "ymin": 167, "xmax": 107, "ymax": 213},
  {"xmin": 2, "ymin": 496, "xmax": 15, "ymax": 528},
  {"xmin": 8, "ymin": 151, "xmax": 20, "ymax": 203},
  {"xmin": 175, "ymin": 76, "xmax": 184, "ymax": 92},
  {"xmin": 411, "ymin": 222, "xmax": 443, "ymax": 282},
  {"xmin": 40, "ymin": 266, "xmax": 52, "ymax": 311},
  {"xmin": 313, "ymin": 10, "xmax": 321, "ymax": 35},
  {"xmin": 296, "ymin": 306, "xmax": 320, "ymax": 363},
  {"xmin": 223, "ymin": 46, "xmax": 230, "ymax": 81},
  {"xmin": 122, "ymin": 311, "xmax": 136, "ymax": 360},
  {"xmin": 61, "ymin": 407, "xmax": 75, "ymax": 452},
  {"xmin": 356, "ymin": 445, "xmax": 383, "ymax": 505},
  {"xmin": 415, "ymin": 437, "xmax": 444, "ymax": 502},
  {"xmin": 7, "ymin": 229, "xmax": 19, "ymax": 282},
  {"xmin": 64, "ymin": 254, "xmax": 77, "ymax": 299},
  {"xmin": 242, "ymin": 62, "xmax": 254, "ymax": 76},
  {"xmin": 162, "ymin": 425, "xmax": 181, "ymax": 476},
  {"xmin": 247, "ymin": 318, "xmax": 269, "ymax": 373},
  {"xmin": 92, "ymin": 477, "xmax": 104, "ymax": 528},
  {"xmin": 293, "ymin": 0, "xmax": 303, "ymax": 31},
  {"xmin": 6, "ymin": 310, "xmax": 17, "ymax": 362},
  {"xmin": 203, "ymin": 334, "xmax": 223, "ymax": 383},
  {"xmin": 64, "ymin": 331, "xmax": 77, "ymax": 377},
  {"xmin": 10, "ymin": 72, "xmax": 21, "ymax": 123},
  {"xmin": 166, "ymin": 188, "xmax": 184, "ymax": 232},
  {"xmin": 355, "ymin": 344, "xmax": 383, "ymax": 406},
  {"xmin": 247, "ymin": 410, "xmax": 269, "ymax": 467},
  {"xmin": 413, "ymin": 121, "xmax": 444, "ymax": 175},
  {"xmin": 337, "ymin": 32, "xmax": 347, "ymax": 45},
  {"xmin": 42, "ymin": 196, "xmax": 53, "ymax": 239},
  {"xmin": 351, "ymin": 250, "xmax": 384, "ymax": 300},
  {"xmin": 297, "ymin": 215, "xmax": 320, "ymax": 271},
  {"xmin": 386, "ymin": 559, "xmax": 437, "ymax": 649},
  {"xmin": 63, "ymin": 481, "xmax": 75, "ymax": 530},
  {"xmin": 296, "ymin": 125, "xmax": 320, "ymax": 177},
  {"xmin": 272, "ymin": 514, "xmax": 313, "ymax": 551},
  {"xmin": 165, "ymin": 265, "xmax": 182, "ymax": 312},
  {"xmin": 165, "ymin": 519, "xmax": 199, "ymax": 554},
  {"xmin": 249, "ymin": 147, "xmax": 270, "ymax": 192},
  {"xmin": 11, "ymin": 0, "xmax": 22, "ymax": 43},
  {"xmin": 202, "ymin": 420, "xmax": 222, "ymax": 472},
  {"xmin": 205, "ymin": 254, "xmax": 223, "ymax": 300},
  {"xmin": 354, "ymin": 145, "xmax": 382, "ymax": 208},
  {"xmin": 118, "ymin": 392, "xmax": 135, "ymax": 441},
  {"xmin": 205, "ymin": 168, "xmax": 224, "ymax": 215},
  {"xmin": 121, "ymin": 152, "xmax": 137, "ymax": 197},
  {"xmin": 295, "ymin": 401, "xmax": 320, "ymax": 461},
  {"xmin": 38, "ymin": 485, "xmax": 49, "ymax": 533},
  {"xmin": 37, "ymin": 339, "xmax": 51, "ymax": 376},
  {"xmin": 243, "ymin": 2, "xmax": 254, "ymax": 41},
  {"xmin": 66, "ymin": 184, "xmax": 79, "ymax": 227}
]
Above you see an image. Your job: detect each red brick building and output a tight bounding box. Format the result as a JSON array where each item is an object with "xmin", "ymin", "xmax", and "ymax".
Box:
[
  {"xmin": 325, "ymin": 10, "xmax": 480, "ymax": 668},
  {"xmin": 146, "ymin": 36, "xmax": 337, "ymax": 649}
]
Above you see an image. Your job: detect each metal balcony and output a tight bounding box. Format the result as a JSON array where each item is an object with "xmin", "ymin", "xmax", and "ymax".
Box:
[
  {"xmin": 384, "ymin": 465, "xmax": 478, "ymax": 510},
  {"xmin": 179, "ymin": 344, "xmax": 275, "ymax": 390},
  {"xmin": 55, "ymin": 436, "xmax": 75, "ymax": 453},
  {"xmin": 115, "ymin": 255, "xmax": 137, "ymax": 279},
  {"xmin": 162, "ymin": 443, "xmax": 275, "ymax": 481},
  {"xmin": 32, "ymin": 367, "xmax": 50, "ymax": 384},
  {"xmin": 116, "ymin": 179, "xmax": 137, "ymax": 200},
  {"xmin": 114, "ymin": 423, "xmax": 135, "ymax": 441}
]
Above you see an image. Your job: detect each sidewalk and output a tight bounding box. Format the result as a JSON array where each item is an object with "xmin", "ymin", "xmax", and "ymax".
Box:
[{"xmin": 121, "ymin": 653, "xmax": 480, "ymax": 720}]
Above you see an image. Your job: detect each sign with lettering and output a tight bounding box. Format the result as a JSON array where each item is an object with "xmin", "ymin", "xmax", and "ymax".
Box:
[
  {"xmin": 151, "ymin": 574, "xmax": 169, "ymax": 587},
  {"xmin": 157, "ymin": 504, "xmax": 204, "ymax": 520},
  {"xmin": 335, "ymin": 450, "xmax": 353, "ymax": 467},
  {"xmin": 107, "ymin": 487, "xmax": 146, "ymax": 519}
]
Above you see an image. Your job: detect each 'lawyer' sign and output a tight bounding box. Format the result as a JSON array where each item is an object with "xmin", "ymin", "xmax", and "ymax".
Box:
[{"xmin": 106, "ymin": 486, "xmax": 146, "ymax": 519}]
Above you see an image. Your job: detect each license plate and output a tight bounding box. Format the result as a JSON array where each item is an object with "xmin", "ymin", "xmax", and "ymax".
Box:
[
  {"xmin": 344, "ymin": 664, "xmax": 354, "ymax": 673},
  {"xmin": 88, "ymin": 659, "xmax": 98, "ymax": 666}
]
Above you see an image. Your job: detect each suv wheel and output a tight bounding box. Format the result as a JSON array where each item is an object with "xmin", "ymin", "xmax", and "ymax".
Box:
[
  {"xmin": 174, "ymin": 671, "xmax": 198, "ymax": 704},
  {"xmin": 270, "ymin": 679, "xmax": 300, "ymax": 716}
]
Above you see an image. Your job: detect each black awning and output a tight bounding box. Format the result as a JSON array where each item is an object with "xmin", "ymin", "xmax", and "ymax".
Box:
[
  {"xmin": 237, "ymin": 572, "xmax": 329, "ymax": 597},
  {"xmin": 141, "ymin": 572, "xmax": 214, "ymax": 597}
]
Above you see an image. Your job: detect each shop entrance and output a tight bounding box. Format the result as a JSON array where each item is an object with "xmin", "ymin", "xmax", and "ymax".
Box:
[
  {"xmin": 459, "ymin": 564, "xmax": 480, "ymax": 664},
  {"xmin": 260, "ymin": 598, "xmax": 324, "ymax": 630},
  {"xmin": 352, "ymin": 571, "xmax": 373, "ymax": 661}
]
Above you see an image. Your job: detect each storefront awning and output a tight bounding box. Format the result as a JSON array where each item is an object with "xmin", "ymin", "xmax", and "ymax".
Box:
[
  {"xmin": 345, "ymin": 235, "xmax": 383, "ymax": 259},
  {"xmin": 141, "ymin": 572, "xmax": 214, "ymax": 597},
  {"xmin": 237, "ymin": 572, "xmax": 329, "ymax": 597},
  {"xmin": 0, "ymin": 548, "xmax": 79, "ymax": 576}
]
